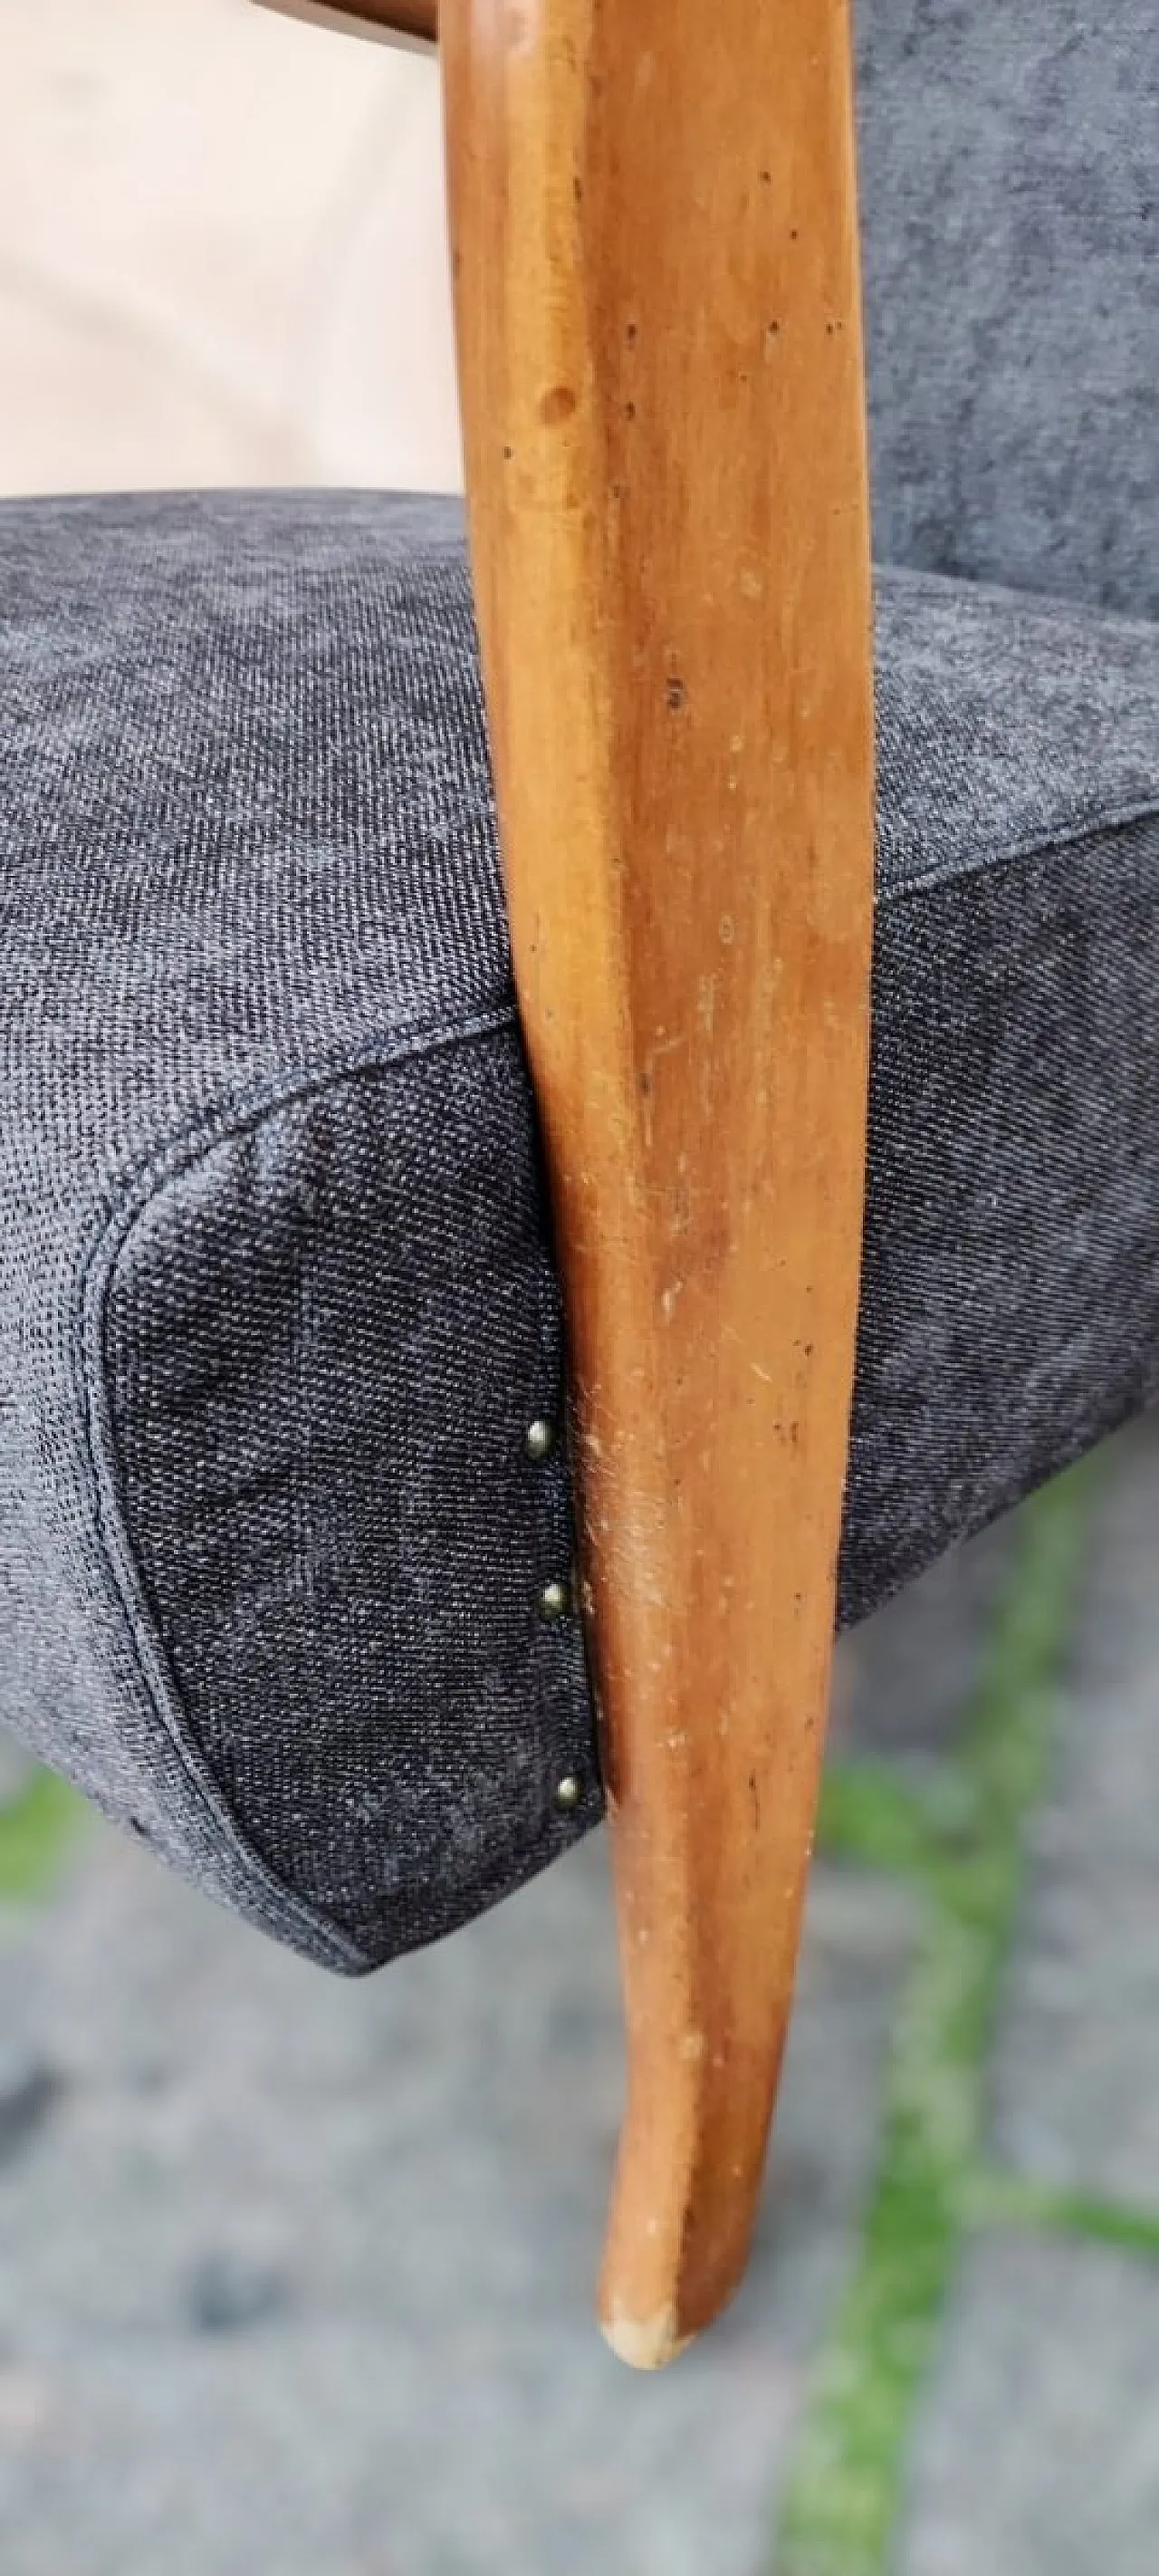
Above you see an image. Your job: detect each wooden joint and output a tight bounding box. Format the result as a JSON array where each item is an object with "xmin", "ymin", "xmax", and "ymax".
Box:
[{"xmin": 249, "ymin": 0, "xmax": 436, "ymax": 53}]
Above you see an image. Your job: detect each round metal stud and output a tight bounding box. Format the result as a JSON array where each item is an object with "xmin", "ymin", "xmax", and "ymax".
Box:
[
  {"xmin": 554, "ymin": 1773, "xmax": 582, "ymax": 1815},
  {"xmin": 525, "ymin": 1417, "xmax": 557, "ymax": 1463},
  {"xmin": 539, "ymin": 1577, "xmax": 572, "ymax": 1624}
]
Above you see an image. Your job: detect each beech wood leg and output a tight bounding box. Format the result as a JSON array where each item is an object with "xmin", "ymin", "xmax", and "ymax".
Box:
[{"xmin": 442, "ymin": 0, "xmax": 876, "ymax": 2366}]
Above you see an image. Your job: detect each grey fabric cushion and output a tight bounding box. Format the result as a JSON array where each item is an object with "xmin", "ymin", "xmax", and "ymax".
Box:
[
  {"xmin": 857, "ymin": 0, "xmax": 1158, "ymax": 617},
  {"xmin": 2, "ymin": 491, "xmax": 1158, "ymax": 1969}
]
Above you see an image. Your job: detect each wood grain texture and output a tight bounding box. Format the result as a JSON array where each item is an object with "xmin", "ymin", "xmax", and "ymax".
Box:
[
  {"xmin": 443, "ymin": 0, "xmax": 875, "ymax": 2364},
  {"xmin": 251, "ymin": 0, "xmax": 437, "ymax": 51}
]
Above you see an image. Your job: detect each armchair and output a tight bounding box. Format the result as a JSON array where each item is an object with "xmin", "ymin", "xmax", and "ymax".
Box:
[{"xmin": 1, "ymin": 0, "xmax": 1155, "ymax": 2369}]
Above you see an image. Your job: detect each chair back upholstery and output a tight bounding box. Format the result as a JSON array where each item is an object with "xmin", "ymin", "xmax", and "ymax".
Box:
[{"xmin": 857, "ymin": 0, "xmax": 1158, "ymax": 615}]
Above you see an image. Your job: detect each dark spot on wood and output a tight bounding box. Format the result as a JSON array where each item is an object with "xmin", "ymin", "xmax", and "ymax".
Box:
[
  {"xmin": 540, "ymin": 383, "xmax": 578, "ymax": 427},
  {"xmin": 626, "ymin": 321, "xmax": 638, "ymax": 346},
  {"xmin": 666, "ymin": 678, "xmax": 687, "ymax": 712},
  {"xmin": 624, "ymin": 400, "xmax": 637, "ymax": 421}
]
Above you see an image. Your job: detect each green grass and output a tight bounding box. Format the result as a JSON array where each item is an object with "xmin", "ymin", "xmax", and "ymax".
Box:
[
  {"xmin": 966, "ymin": 2168, "xmax": 1159, "ymax": 2263},
  {"xmin": 772, "ymin": 1463, "xmax": 1097, "ymax": 2576},
  {"xmin": 0, "ymin": 1764, "xmax": 82, "ymax": 1900}
]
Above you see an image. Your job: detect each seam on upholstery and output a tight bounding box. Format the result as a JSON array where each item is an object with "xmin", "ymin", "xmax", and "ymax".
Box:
[
  {"xmin": 872, "ymin": 565, "xmax": 1159, "ymax": 642},
  {"xmin": 881, "ymin": 792, "xmax": 1159, "ymax": 908},
  {"xmin": 77, "ymin": 1004, "xmax": 520, "ymax": 1973}
]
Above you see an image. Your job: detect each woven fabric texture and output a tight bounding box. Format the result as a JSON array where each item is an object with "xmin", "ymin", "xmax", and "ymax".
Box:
[
  {"xmin": 857, "ymin": 0, "xmax": 1158, "ymax": 616},
  {"xmin": 1, "ymin": 491, "xmax": 1158, "ymax": 1966}
]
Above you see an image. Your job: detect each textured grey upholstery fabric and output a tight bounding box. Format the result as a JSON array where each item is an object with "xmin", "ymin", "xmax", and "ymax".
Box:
[
  {"xmin": 849, "ymin": 577, "xmax": 1159, "ymax": 1620},
  {"xmin": 857, "ymin": 0, "xmax": 1158, "ymax": 616},
  {"xmin": 0, "ymin": 492, "xmax": 590, "ymax": 1970},
  {"xmin": 1, "ymin": 0, "xmax": 1155, "ymax": 1968},
  {"xmin": 2, "ymin": 491, "xmax": 1158, "ymax": 1966}
]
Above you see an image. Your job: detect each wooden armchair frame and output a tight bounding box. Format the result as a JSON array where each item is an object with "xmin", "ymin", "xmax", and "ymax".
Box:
[{"xmin": 255, "ymin": 0, "xmax": 876, "ymax": 2367}]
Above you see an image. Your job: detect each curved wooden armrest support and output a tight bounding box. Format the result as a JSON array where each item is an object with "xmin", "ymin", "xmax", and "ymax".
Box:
[
  {"xmin": 444, "ymin": 0, "xmax": 875, "ymax": 2363},
  {"xmin": 257, "ymin": 0, "xmax": 873, "ymax": 2366},
  {"xmin": 251, "ymin": 0, "xmax": 436, "ymax": 52}
]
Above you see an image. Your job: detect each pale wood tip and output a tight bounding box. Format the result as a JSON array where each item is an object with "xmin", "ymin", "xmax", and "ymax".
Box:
[{"xmin": 599, "ymin": 2304, "xmax": 694, "ymax": 2372}]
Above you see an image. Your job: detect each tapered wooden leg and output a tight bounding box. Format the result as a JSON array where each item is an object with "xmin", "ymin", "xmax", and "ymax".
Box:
[{"xmin": 443, "ymin": 0, "xmax": 875, "ymax": 2364}]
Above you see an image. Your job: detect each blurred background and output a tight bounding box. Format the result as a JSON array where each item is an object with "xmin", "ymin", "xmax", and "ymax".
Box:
[
  {"xmin": 0, "ymin": 0, "xmax": 462, "ymax": 495},
  {"xmin": 5, "ymin": 5, "xmax": 1159, "ymax": 2573}
]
